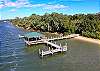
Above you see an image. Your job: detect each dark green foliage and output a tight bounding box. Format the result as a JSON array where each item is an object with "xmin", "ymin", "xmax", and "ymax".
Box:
[{"xmin": 10, "ymin": 12, "xmax": 100, "ymax": 39}]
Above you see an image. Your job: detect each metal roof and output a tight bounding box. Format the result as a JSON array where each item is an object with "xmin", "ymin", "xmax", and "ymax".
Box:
[{"xmin": 24, "ymin": 32, "xmax": 43, "ymax": 38}]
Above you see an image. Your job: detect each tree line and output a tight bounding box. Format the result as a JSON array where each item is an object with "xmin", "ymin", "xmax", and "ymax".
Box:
[{"xmin": 10, "ymin": 12, "xmax": 100, "ymax": 39}]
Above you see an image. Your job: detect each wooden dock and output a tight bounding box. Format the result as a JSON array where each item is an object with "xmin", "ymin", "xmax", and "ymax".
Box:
[
  {"xmin": 22, "ymin": 34, "xmax": 79, "ymax": 57},
  {"xmin": 39, "ymin": 41, "xmax": 67, "ymax": 57},
  {"xmin": 43, "ymin": 40, "xmax": 63, "ymax": 49},
  {"xmin": 25, "ymin": 34, "xmax": 79, "ymax": 45},
  {"xmin": 24, "ymin": 40, "xmax": 43, "ymax": 45},
  {"xmin": 46, "ymin": 34, "xmax": 79, "ymax": 41}
]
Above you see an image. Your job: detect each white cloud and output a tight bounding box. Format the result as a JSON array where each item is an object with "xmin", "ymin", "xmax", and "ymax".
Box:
[
  {"xmin": 0, "ymin": 4, "xmax": 4, "ymax": 8},
  {"xmin": 0, "ymin": 0, "xmax": 31, "ymax": 8},
  {"xmin": 0, "ymin": 0, "xmax": 69, "ymax": 10},
  {"xmin": 29, "ymin": 4, "xmax": 69, "ymax": 10},
  {"xmin": 5, "ymin": 2, "xmax": 16, "ymax": 7},
  {"xmin": 42, "ymin": 4, "xmax": 68, "ymax": 10}
]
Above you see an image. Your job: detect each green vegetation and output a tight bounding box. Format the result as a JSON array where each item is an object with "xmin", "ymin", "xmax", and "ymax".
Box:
[{"xmin": 10, "ymin": 12, "xmax": 100, "ymax": 39}]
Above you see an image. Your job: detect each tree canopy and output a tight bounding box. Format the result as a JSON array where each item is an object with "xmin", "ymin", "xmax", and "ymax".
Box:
[{"xmin": 10, "ymin": 12, "xmax": 100, "ymax": 39}]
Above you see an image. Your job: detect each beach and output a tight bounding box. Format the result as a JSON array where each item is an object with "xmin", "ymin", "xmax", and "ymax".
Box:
[{"xmin": 74, "ymin": 36, "xmax": 100, "ymax": 45}]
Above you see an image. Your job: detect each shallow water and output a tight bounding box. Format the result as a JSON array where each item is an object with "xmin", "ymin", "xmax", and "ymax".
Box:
[{"xmin": 0, "ymin": 21, "xmax": 100, "ymax": 71}]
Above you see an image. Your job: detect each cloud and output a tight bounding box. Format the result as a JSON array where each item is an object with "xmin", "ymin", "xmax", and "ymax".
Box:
[
  {"xmin": 0, "ymin": 4, "xmax": 4, "ymax": 8},
  {"xmin": 29, "ymin": 4, "xmax": 69, "ymax": 10},
  {"xmin": 0, "ymin": 0, "xmax": 68, "ymax": 11},
  {"xmin": 5, "ymin": 2, "xmax": 17, "ymax": 7},
  {"xmin": 0, "ymin": 0, "xmax": 31, "ymax": 8},
  {"xmin": 42, "ymin": 4, "xmax": 68, "ymax": 10}
]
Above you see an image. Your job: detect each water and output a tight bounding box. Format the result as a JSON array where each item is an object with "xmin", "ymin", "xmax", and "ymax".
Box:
[{"xmin": 0, "ymin": 21, "xmax": 100, "ymax": 71}]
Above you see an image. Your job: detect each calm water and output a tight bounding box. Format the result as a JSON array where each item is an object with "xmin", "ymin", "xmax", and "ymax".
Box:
[{"xmin": 0, "ymin": 21, "xmax": 100, "ymax": 71}]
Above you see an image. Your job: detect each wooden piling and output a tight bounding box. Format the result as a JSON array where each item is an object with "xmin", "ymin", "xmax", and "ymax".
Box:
[
  {"xmin": 41, "ymin": 50, "xmax": 43, "ymax": 57},
  {"xmin": 39, "ymin": 49, "xmax": 41, "ymax": 54},
  {"xmin": 49, "ymin": 47, "xmax": 51, "ymax": 51}
]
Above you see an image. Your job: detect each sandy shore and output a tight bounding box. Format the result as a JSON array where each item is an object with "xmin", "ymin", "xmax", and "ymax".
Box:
[{"xmin": 74, "ymin": 36, "xmax": 100, "ymax": 45}]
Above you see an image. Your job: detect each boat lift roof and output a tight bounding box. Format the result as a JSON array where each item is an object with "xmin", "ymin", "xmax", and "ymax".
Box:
[{"xmin": 24, "ymin": 32, "xmax": 43, "ymax": 38}]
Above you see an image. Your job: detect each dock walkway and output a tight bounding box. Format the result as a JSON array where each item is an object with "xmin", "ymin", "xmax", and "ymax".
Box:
[
  {"xmin": 25, "ymin": 34, "xmax": 79, "ymax": 45},
  {"xmin": 47, "ymin": 34, "xmax": 79, "ymax": 41},
  {"xmin": 43, "ymin": 40, "xmax": 62, "ymax": 49},
  {"xmin": 39, "ymin": 40, "xmax": 67, "ymax": 57}
]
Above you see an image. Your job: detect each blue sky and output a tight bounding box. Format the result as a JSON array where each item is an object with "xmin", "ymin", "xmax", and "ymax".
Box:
[{"xmin": 0, "ymin": 0, "xmax": 100, "ymax": 20}]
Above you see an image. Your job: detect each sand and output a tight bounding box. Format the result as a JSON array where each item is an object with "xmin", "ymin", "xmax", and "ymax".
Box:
[{"xmin": 74, "ymin": 36, "xmax": 100, "ymax": 45}]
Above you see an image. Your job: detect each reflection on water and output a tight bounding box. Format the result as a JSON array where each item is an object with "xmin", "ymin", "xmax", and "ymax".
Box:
[{"xmin": 0, "ymin": 21, "xmax": 100, "ymax": 71}]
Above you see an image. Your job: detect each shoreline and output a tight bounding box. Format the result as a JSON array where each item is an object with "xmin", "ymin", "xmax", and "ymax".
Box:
[{"xmin": 74, "ymin": 36, "xmax": 100, "ymax": 45}]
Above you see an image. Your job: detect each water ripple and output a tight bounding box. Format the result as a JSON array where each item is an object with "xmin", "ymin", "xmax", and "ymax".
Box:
[
  {"xmin": 0, "ymin": 21, "xmax": 26, "ymax": 71},
  {"xmin": 0, "ymin": 60, "xmax": 23, "ymax": 65}
]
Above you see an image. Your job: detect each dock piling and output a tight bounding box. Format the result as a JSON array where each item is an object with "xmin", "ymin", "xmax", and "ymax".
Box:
[
  {"xmin": 66, "ymin": 43, "xmax": 67, "ymax": 46},
  {"xmin": 39, "ymin": 49, "xmax": 41, "ymax": 54},
  {"xmin": 60, "ymin": 43, "xmax": 61, "ymax": 47},
  {"xmin": 49, "ymin": 47, "xmax": 51, "ymax": 51},
  {"xmin": 51, "ymin": 48, "xmax": 53, "ymax": 55},
  {"xmin": 41, "ymin": 50, "xmax": 43, "ymax": 57},
  {"xmin": 54, "ymin": 42, "xmax": 56, "ymax": 44}
]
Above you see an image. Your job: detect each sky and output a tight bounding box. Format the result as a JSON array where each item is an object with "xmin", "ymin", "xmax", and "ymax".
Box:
[{"xmin": 0, "ymin": 0, "xmax": 100, "ymax": 20}]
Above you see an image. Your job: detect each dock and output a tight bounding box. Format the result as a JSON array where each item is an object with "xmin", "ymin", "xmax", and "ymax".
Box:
[
  {"xmin": 24, "ymin": 34, "xmax": 79, "ymax": 45},
  {"xmin": 24, "ymin": 40, "xmax": 43, "ymax": 45},
  {"xmin": 46, "ymin": 34, "xmax": 79, "ymax": 41},
  {"xmin": 43, "ymin": 40, "xmax": 63, "ymax": 49},
  {"xmin": 39, "ymin": 41, "xmax": 67, "ymax": 57},
  {"xmin": 21, "ymin": 34, "xmax": 79, "ymax": 57}
]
